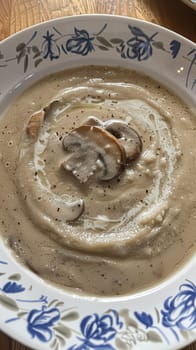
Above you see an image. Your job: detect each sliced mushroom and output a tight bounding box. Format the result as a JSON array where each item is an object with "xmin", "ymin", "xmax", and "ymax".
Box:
[
  {"xmin": 82, "ymin": 116, "xmax": 103, "ymax": 127},
  {"xmin": 104, "ymin": 120, "xmax": 142, "ymax": 162},
  {"xmin": 26, "ymin": 110, "xmax": 45, "ymax": 140},
  {"xmin": 26, "ymin": 100, "xmax": 62, "ymax": 140},
  {"xmin": 81, "ymin": 116, "xmax": 142, "ymax": 162},
  {"xmin": 62, "ymin": 125, "xmax": 126, "ymax": 183},
  {"xmin": 16, "ymin": 106, "xmax": 84, "ymax": 224}
]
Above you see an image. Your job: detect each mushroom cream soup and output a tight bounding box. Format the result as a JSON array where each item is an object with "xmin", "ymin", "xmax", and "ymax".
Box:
[{"xmin": 0, "ymin": 66, "xmax": 195, "ymax": 296}]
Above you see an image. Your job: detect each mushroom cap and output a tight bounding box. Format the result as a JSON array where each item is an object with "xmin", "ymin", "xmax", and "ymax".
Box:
[
  {"xmin": 62, "ymin": 125, "xmax": 126, "ymax": 183},
  {"xmin": 26, "ymin": 110, "xmax": 45, "ymax": 140},
  {"xmin": 104, "ymin": 119, "xmax": 142, "ymax": 162}
]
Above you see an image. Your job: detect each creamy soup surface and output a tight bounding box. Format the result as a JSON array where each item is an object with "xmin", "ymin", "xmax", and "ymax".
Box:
[{"xmin": 0, "ymin": 66, "xmax": 196, "ymax": 296}]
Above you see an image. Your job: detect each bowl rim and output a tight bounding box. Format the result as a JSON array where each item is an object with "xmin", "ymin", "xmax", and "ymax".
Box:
[{"xmin": 0, "ymin": 13, "xmax": 195, "ymax": 350}]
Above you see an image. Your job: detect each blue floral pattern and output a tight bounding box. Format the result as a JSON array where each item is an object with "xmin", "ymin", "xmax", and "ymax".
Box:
[
  {"xmin": 66, "ymin": 28, "xmax": 95, "ymax": 56},
  {"xmin": 134, "ymin": 311, "xmax": 170, "ymax": 344},
  {"xmin": 134, "ymin": 312, "xmax": 153, "ymax": 328},
  {"xmin": 0, "ymin": 23, "xmax": 195, "ymax": 90},
  {"xmin": 0, "ymin": 259, "xmax": 8, "ymax": 264},
  {"xmin": 169, "ymin": 40, "xmax": 181, "ymax": 59},
  {"xmin": 132, "ymin": 281, "xmax": 196, "ymax": 345},
  {"xmin": 0, "ymin": 257, "xmax": 195, "ymax": 349},
  {"xmin": 161, "ymin": 281, "xmax": 196, "ymax": 331},
  {"xmin": 42, "ymin": 30, "xmax": 61, "ymax": 60},
  {"xmin": 1, "ymin": 281, "xmax": 25, "ymax": 293},
  {"xmin": 119, "ymin": 25, "xmax": 158, "ymax": 60},
  {"xmin": 68, "ymin": 310, "xmax": 123, "ymax": 350},
  {"xmin": 27, "ymin": 306, "xmax": 60, "ymax": 342}
]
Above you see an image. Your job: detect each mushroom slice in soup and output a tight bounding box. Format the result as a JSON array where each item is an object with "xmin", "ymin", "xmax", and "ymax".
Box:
[
  {"xmin": 82, "ymin": 116, "xmax": 103, "ymax": 127},
  {"xmin": 26, "ymin": 109, "xmax": 45, "ymax": 139},
  {"xmin": 104, "ymin": 120, "xmax": 142, "ymax": 162},
  {"xmin": 62, "ymin": 125, "xmax": 126, "ymax": 183},
  {"xmin": 16, "ymin": 107, "xmax": 84, "ymax": 223},
  {"xmin": 82, "ymin": 116, "xmax": 142, "ymax": 162}
]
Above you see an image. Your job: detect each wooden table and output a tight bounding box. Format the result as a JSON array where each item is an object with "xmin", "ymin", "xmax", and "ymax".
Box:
[{"xmin": 0, "ymin": 0, "xmax": 195, "ymax": 349}]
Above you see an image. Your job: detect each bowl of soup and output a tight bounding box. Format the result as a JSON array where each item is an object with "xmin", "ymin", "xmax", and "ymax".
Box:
[{"xmin": 0, "ymin": 15, "xmax": 195, "ymax": 350}]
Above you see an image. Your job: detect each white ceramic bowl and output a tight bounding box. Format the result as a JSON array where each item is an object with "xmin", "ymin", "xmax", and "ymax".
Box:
[{"xmin": 0, "ymin": 15, "xmax": 196, "ymax": 350}]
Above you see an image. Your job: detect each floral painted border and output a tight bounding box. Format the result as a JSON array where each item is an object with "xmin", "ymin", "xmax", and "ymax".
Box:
[
  {"xmin": 0, "ymin": 23, "xmax": 196, "ymax": 91},
  {"xmin": 0, "ymin": 259, "xmax": 196, "ymax": 349}
]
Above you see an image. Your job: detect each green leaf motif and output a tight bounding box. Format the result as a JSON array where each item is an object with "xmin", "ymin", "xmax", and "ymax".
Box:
[
  {"xmin": 48, "ymin": 299, "xmax": 64, "ymax": 308},
  {"xmin": 33, "ymin": 51, "xmax": 41, "ymax": 59},
  {"xmin": 147, "ymin": 330, "xmax": 162, "ymax": 342},
  {"xmin": 56, "ymin": 334, "xmax": 66, "ymax": 347},
  {"xmin": 179, "ymin": 329, "xmax": 190, "ymax": 340},
  {"xmin": 96, "ymin": 36, "xmax": 113, "ymax": 48},
  {"xmin": 17, "ymin": 50, "xmax": 26, "ymax": 64},
  {"xmin": 54, "ymin": 323, "xmax": 71, "ymax": 338},
  {"xmin": 24, "ymin": 54, "xmax": 29, "ymax": 73},
  {"xmin": 96, "ymin": 45, "xmax": 109, "ymax": 51},
  {"xmin": 17, "ymin": 311, "xmax": 28, "ymax": 318},
  {"xmin": 110, "ymin": 38, "xmax": 123, "ymax": 44},
  {"xmin": 32, "ymin": 45, "xmax": 41, "ymax": 59},
  {"xmin": 119, "ymin": 309, "xmax": 128, "ymax": 317},
  {"xmin": 0, "ymin": 293, "xmax": 19, "ymax": 311},
  {"xmin": 54, "ymin": 301, "xmax": 64, "ymax": 308},
  {"xmin": 54, "ymin": 343, "xmax": 59, "ymax": 350},
  {"xmin": 8, "ymin": 273, "xmax": 21, "ymax": 281},
  {"xmin": 48, "ymin": 299, "xmax": 59, "ymax": 307},
  {"xmin": 51, "ymin": 337, "xmax": 59, "ymax": 350},
  {"xmin": 152, "ymin": 41, "xmax": 165, "ymax": 51},
  {"xmin": 126, "ymin": 317, "xmax": 138, "ymax": 329},
  {"xmin": 61, "ymin": 311, "xmax": 79, "ymax": 321},
  {"xmin": 34, "ymin": 58, "xmax": 43, "ymax": 67},
  {"xmin": 32, "ymin": 46, "xmax": 40, "ymax": 53},
  {"xmin": 155, "ymin": 307, "xmax": 160, "ymax": 323},
  {"xmin": 115, "ymin": 337, "xmax": 129, "ymax": 350},
  {"xmin": 119, "ymin": 309, "xmax": 138, "ymax": 329},
  {"xmin": 16, "ymin": 43, "xmax": 26, "ymax": 52},
  {"xmin": 50, "ymin": 337, "xmax": 57, "ymax": 348}
]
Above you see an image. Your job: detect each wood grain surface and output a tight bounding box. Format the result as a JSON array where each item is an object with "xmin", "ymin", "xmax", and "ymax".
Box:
[{"xmin": 0, "ymin": 0, "xmax": 195, "ymax": 349}]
